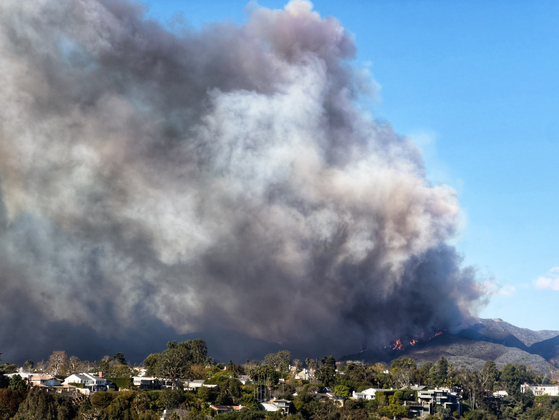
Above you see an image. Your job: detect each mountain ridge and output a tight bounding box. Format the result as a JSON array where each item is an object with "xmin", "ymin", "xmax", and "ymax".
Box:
[{"xmin": 340, "ymin": 318, "xmax": 559, "ymax": 374}]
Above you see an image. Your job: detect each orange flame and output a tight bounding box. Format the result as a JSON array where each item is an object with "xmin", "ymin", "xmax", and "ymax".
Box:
[
  {"xmin": 410, "ymin": 339, "xmax": 418, "ymax": 346},
  {"xmin": 427, "ymin": 331, "xmax": 444, "ymax": 340},
  {"xmin": 392, "ymin": 339, "xmax": 403, "ymax": 350}
]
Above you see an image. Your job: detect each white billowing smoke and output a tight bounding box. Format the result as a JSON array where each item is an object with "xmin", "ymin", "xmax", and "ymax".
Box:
[{"xmin": 0, "ymin": 0, "xmax": 483, "ymax": 360}]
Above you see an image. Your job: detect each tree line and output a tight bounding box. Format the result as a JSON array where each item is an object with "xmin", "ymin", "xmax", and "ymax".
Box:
[{"xmin": 1, "ymin": 346, "xmax": 558, "ymax": 419}]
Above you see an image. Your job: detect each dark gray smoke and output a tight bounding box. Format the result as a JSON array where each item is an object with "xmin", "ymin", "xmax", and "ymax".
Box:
[{"xmin": 0, "ymin": 0, "xmax": 485, "ymax": 363}]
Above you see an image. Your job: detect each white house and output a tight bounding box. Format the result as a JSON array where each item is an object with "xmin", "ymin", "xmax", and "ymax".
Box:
[
  {"xmin": 521, "ymin": 384, "xmax": 559, "ymax": 396},
  {"xmin": 184, "ymin": 379, "xmax": 218, "ymax": 391},
  {"xmin": 63, "ymin": 373, "xmax": 110, "ymax": 392},
  {"xmin": 261, "ymin": 403, "xmax": 280, "ymax": 412},
  {"xmin": 6, "ymin": 371, "xmax": 34, "ymax": 380},
  {"xmin": 352, "ymin": 388, "xmax": 387, "ymax": 400}
]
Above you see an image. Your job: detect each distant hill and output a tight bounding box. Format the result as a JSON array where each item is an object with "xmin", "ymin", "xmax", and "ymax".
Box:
[
  {"xmin": 11, "ymin": 317, "xmax": 558, "ymax": 370},
  {"xmin": 340, "ymin": 318, "xmax": 559, "ymax": 374},
  {"xmin": 459, "ymin": 318, "xmax": 559, "ymax": 347}
]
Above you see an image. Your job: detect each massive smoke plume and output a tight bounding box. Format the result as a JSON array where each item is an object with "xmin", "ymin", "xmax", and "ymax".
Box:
[{"xmin": 0, "ymin": 0, "xmax": 484, "ymax": 363}]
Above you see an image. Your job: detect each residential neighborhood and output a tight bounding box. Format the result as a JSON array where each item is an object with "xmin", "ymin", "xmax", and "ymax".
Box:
[{"xmin": 1, "ymin": 340, "xmax": 559, "ymax": 419}]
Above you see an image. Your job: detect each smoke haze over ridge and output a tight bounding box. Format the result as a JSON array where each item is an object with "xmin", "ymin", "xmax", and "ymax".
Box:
[{"xmin": 0, "ymin": 0, "xmax": 485, "ymax": 362}]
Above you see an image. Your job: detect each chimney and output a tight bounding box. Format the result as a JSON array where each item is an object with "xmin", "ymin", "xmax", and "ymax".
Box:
[{"xmin": 98, "ymin": 372, "xmax": 103, "ymax": 378}]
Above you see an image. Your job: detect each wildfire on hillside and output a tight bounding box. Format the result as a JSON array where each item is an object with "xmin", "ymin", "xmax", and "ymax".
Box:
[{"xmin": 388, "ymin": 330, "xmax": 445, "ymax": 352}]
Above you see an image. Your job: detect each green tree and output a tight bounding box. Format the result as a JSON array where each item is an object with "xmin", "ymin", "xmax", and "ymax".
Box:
[
  {"xmin": 14, "ymin": 388, "xmax": 57, "ymax": 420},
  {"xmin": 391, "ymin": 356, "xmax": 417, "ymax": 388},
  {"xmin": 108, "ymin": 396, "xmax": 133, "ymax": 420},
  {"xmin": 0, "ymin": 353, "xmax": 16, "ymax": 389},
  {"xmin": 315, "ymin": 356, "xmax": 336, "ymax": 388},
  {"xmin": 161, "ymin": 342, "xmax": 192, "ymax": 387},
  {"xmin": 431, "ymin": 357, "xmax": 450, "ymax": 387},
  {"xmin": 263, "ymin": 350, "xmax": 292, "ymax": 372},
  {"xmin": 334, "ymin": 385, "xmax": 351, "ymax": 398},
  {"xmin": 55, "ymin": 396, "xmax": 76, "ymax": 420},
  {"xmin": 378, "ymin": 402, "xmax": 410, "ymax": 419},
  {"xmin": 143, "ymin": 353, "xmax": 160, "ymax": 377},
  {"xmin": 8, "ymin": 375, "xmax": 27, "ymax": 392},
  {"xmin": 108, "ymin": 364, "xmax": 132, "ymax": 378},
  {"xmin": 223, "ymin": 378, "xmax": 243, "ymax": 402},
  {"xmin": 239, "ymin": 393, "xmax": 259, "ymax": 410},
  {"xmin": 158, "ymin": 388, "xmax": 185, "ymax": 409},
  {"xmin": 22, "ymin": 360, "xmax": 34, "ymax": 372},
  {"xmin": 464, "ymin": 410, "xmax": 489, "ymax": 420},
  {"xmin": 249, "ymin": 365, "xmax": 280, "ymax": 386},
  {"xmin": 113, "ymin": 352, "xmax": 127, "ymax": 366},
  {"xmin": 0, "ymin": 353, "xmax": 4, "ymax": 389},
  {"xmin": 90, "ymin": 391, "xmax": 115, "ymax": 409},
  {"xmin": 189, "ymin": 339, "xmax": 208, "ymax": 365},
  {"xmin": 500, "ymin": 363, "xmax": 538, "ymax": 399},
  {"xmin": 207, "ymin": 370, "xmax": 236, "ymax": 385},
  {"xmin": 391, "ymin": 356, "xmax": 416, "ymax": 370},
  {"xmin": 341, "ymin": 363, "xmax": 366, "ymax": 390},
  {"xmin": 143, "ymin": 339, "xmax": 208, "ymax": 388},
  {"xmin": 264, "ymin": 353, "xmax": 281, "ymax": 369},
  {"xmin": 94, "ymin": 357, "xmax": 112, "ymax": 377},
  {"xmin": 197, "ymin": 385, "xmax": 215, "ymax": 404},
  {"xmin": 418, "ymin": 362, "xmax": 434, "ymax": 386},
  {"xmin": 480, "ymin": 360, "xmax": 499, "ymax": 392},
  {"xmin": 277, "ymin": 350, "xmax": 292, "ymax": 373},
  {"xmin": 459, "ymin": 368, "xmax": 482, "ymax": 409},
  {"xmin": 0, "ymin": 389, "xmax": 26, "ymax": 419},
  {"xmin": 225, "ymin": 362, "xmax": 246, "ymax": 376}
]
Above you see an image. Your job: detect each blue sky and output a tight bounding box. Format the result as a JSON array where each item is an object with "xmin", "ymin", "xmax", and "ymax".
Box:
[{"xmin": 143, "ymin": 0, "xmax": 559, "ymax": 331}]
